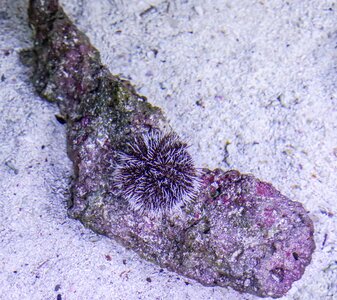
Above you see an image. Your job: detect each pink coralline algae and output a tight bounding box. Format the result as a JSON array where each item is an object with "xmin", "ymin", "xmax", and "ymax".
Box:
[
  {"xmin": 200, "ymin": 169, "xmax": 314, "ymax": 297},
  {"xmin": 22, "ymin": 0, "xmax": 315, "ymax": 298}
]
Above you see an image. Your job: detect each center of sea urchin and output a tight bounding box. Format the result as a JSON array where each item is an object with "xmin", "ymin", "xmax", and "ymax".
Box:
[{"xmin": 113, "ymin": 131, "xmax": 200, "ymax": 213}]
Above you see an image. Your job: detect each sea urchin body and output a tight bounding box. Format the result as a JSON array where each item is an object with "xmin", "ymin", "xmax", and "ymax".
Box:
[{"xmin": 113, "ymin": 131, "xmax": 200, "ymax": 214}]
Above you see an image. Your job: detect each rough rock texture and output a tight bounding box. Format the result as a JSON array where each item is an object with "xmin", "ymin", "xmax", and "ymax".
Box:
[{"xmin": 22, "ymin": 0, "xmax": 315, "ymax": 298}]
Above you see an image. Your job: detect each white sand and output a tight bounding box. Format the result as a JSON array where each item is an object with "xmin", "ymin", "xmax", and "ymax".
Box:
[{"xmin": 0, "ymin": 0, "xmax": 336, "ymax": 299}]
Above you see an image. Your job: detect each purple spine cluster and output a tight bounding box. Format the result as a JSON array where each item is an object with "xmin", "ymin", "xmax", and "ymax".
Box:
[{"xmin": 113, "ymin": 131, "xmax": 200, "ymax": 213}]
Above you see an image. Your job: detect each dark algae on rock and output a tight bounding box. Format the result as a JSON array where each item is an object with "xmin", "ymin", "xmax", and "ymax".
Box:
[{"xmin": 23, "ymin": 0, "xmax": 315, "ymax": 297}]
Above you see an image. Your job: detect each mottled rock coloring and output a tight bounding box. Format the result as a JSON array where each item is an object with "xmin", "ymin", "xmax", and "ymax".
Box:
[{"xmin": 22, "ymin": 0, "xmax": 315, "ymax": 298}]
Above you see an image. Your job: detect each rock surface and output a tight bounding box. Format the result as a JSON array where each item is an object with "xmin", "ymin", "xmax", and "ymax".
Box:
[{"xmin": 22, "ymin": 0, "xmax": 315, "ymax": 298}]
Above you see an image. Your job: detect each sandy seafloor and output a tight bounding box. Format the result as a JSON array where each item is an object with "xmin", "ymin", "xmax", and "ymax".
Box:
[{"xmin": 0, "ymin": 0, "xmax": 336, "ymax": 299}]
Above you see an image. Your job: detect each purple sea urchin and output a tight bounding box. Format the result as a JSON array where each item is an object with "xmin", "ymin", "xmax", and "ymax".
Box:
[{"xmin": 113, "ymin": 131, "xmax": 200, "ymax": 213}]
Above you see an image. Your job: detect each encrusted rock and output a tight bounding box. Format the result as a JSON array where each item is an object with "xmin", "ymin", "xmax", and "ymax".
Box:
[{"xmin": 22, "ymin": 0, "xmax": 315, "ymax": 297}]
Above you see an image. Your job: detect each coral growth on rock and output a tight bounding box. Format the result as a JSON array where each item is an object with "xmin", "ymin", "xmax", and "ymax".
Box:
[{"xmin": 22, "ymin": 0, "xmax": 315, "ymax": 298}]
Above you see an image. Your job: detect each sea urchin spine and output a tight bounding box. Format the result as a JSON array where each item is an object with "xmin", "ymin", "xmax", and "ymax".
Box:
[{"xmin": 113, "ymin": 130, "xmax": 200, "ymax": 214}]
